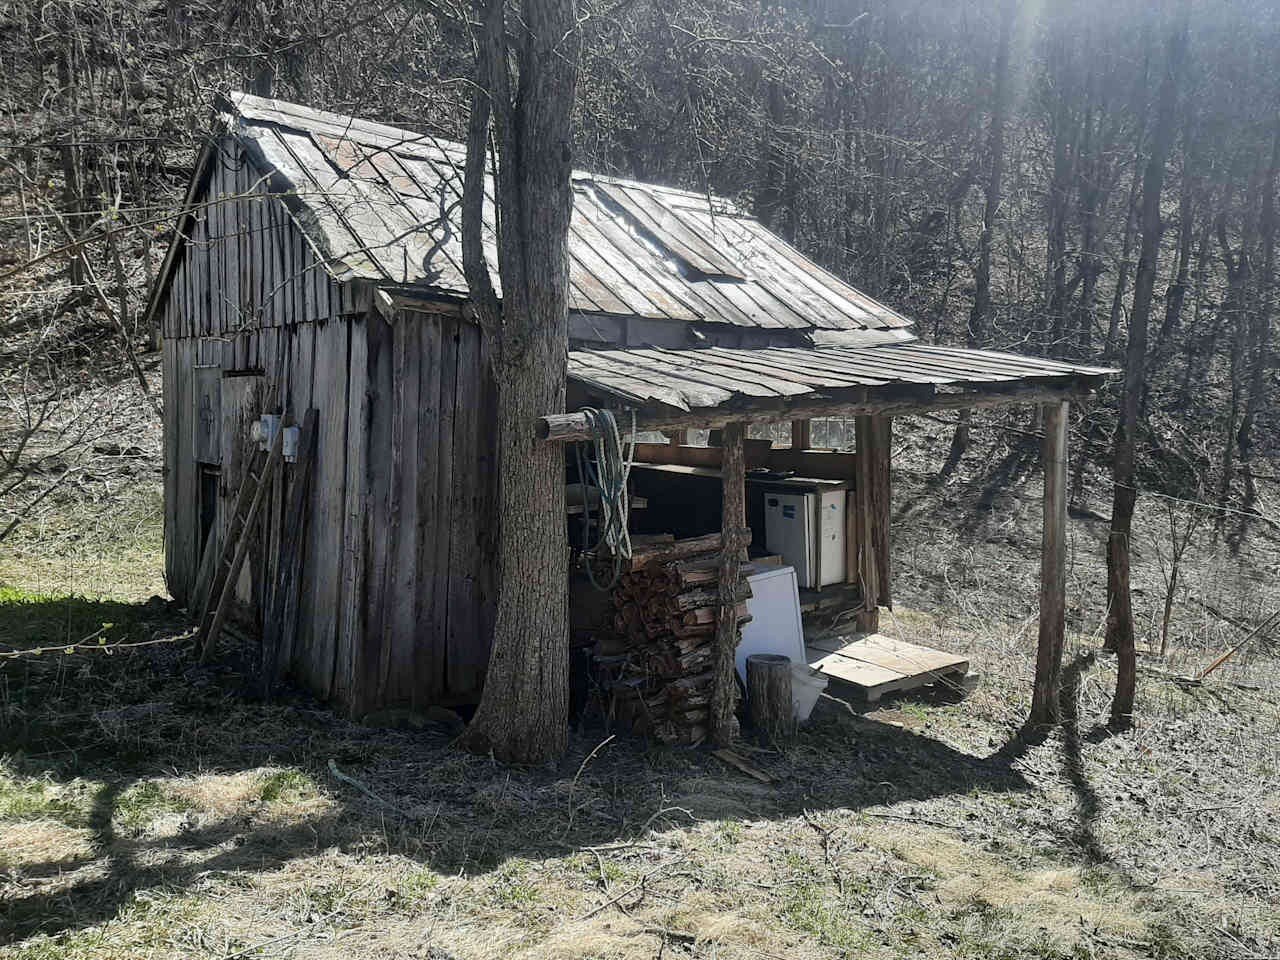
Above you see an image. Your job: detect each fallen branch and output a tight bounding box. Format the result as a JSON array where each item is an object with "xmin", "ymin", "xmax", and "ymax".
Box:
[
  {"xmin": 1196, "ymin": 610, "xmax": 1280, "ymax": 681},
  {"xmin": 577, "ymin": 855, "xmax": 687, "ymax": 920},
  {"xmin": 0, "ymin": 628, "xmax": 193, "ymax": 659},
  {"xmin": 562, "ymin": 733, "xmax": 615, "ymax": 839},
  {"xmin": 327, "ymin": 759, "xmax": 414, "ymax": 818}
]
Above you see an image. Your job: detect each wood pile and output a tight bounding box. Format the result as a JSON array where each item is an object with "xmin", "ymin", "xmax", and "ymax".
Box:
[{"xmin": 608, "ymin": 533, "xmax": 750, "ymax": 746}]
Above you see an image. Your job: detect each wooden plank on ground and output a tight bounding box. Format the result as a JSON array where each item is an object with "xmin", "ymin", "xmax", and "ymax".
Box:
[{"xmin": 808, "ymin": 633, "xmax": 968, "ymax": 702}]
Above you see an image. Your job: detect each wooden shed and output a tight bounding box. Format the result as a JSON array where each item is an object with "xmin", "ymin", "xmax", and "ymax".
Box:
[{"xmin": 147, "ymin": 93, "xmax": 1111, "ymax": 719}]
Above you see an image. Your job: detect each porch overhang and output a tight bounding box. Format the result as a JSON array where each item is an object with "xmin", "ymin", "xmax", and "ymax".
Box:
[{"xmin": 542, "ymin": 342, "xmax": 1115, "ymax": 440}]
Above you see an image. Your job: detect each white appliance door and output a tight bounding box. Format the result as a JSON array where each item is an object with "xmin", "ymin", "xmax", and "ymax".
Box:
[
  {"xmin": 738, "ymin": 564, "xmax": 806, "ymax": 684},
  {"xmin": 817, "ymin": 488, "xmax": 847, "ymax": 586},
  {"xmin": 764, "ymin": 493, "xmax": 814, "ymax": 588}
]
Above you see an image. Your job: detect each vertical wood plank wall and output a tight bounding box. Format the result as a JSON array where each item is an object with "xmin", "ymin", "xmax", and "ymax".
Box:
[
  {"xmin": 360, "ymin": 311, "xmax": 498, "ymax": 712},
  {"xmin": 157, "ymin": 138, "xmax": 499, "ymax": 714}
]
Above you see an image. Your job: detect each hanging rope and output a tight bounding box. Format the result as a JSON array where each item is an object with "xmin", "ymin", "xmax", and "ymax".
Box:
[{"xmin": 573, "ymin": 408, "xmax": 636, "ymax": 591}]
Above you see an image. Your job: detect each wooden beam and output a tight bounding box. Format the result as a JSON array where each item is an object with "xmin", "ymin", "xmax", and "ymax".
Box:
[
  {"xmin": 791, "ymin": 419, "xmax": 811, "ymax": 449},
  {"xmin": 711, "ymin": 421, "xmax": 747, "ymax": 749},
  {"xmin": 853, "ymin": 415, "xmax": 892, "ymax": 629},
  {"xmin": 1030, "ymin": 401, "xmax": 1069, "ymax": 725},
  {"xmin": 537, "ymin": 382, "xmax": 1098, "ymax": 442}
]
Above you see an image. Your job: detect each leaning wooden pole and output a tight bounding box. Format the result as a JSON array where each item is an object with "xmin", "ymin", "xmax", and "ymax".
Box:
[
  {"xmin": 711, "ymin": 421, "xmax": 748, "ymax": 747},
  {"xmin": 1030, "ymin": 401, "xmax": 1069, "ymax": 725}
]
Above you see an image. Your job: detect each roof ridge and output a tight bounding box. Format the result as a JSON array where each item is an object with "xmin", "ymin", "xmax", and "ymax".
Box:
[{"xmin": 228, "ymin": 91, "xmax": 746, "ymax": 211}]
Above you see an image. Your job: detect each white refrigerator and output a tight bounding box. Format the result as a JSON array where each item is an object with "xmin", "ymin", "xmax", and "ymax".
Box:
[{"xmin": 763, "ymin": 489, "xmax": 846, "ymax": 589}]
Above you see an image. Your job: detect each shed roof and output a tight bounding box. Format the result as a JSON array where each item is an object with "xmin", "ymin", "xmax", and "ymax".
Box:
[
  {"xmin": 179, "ymin": 93, "xmax": 912, "ymax": 334},
  {"xmin": 566, "ymin": 343, "xmax": 1113, "ymax": 420}
]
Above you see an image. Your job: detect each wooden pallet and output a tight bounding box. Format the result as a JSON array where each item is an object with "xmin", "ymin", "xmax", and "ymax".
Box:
[{"xmin": 806, "ymin": 632, "xmax": 969, "ymax": 702}]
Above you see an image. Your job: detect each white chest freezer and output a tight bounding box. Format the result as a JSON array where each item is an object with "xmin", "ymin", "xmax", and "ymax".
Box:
[
  {"xmin": 737, "ymin": 562, "xmax": 830, "ymax": 723},
  {"xmin": 763, "ymin": 489, "xmax": 846, "ymax": 589},
  {"xmin": 737, "ymin": 563, "xmax": 806, "ymax": 681}
]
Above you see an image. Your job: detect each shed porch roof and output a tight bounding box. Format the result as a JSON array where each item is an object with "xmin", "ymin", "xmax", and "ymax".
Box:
[{"xmin": 561, "ymin": 342, "xmax": 1114, "ymax": 430}]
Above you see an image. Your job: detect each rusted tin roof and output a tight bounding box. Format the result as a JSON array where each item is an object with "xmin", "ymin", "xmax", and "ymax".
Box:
[
  {"xmin": 567, "ymin": 343, "xmax": 1115, "ymax": 412},
  {"xmin": 223, "ymin": 93, "xmax": 912, "ymax": 333}
]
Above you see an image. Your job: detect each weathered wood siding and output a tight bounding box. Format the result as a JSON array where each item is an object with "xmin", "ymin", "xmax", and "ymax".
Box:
[
  {"xmin": 356, "ymin": 311, "xmax": 498, "ymax": 712},
  {"xmin": 164, "ymin": 298, "xmax": 497, "ymax": 711},
  {"xmin": 157, "ymin": 136, "xmax": 359, "ymax": 344},
  {"xmin": 161, "ymin": 139, "xmax": 499, "ymax": 712}
]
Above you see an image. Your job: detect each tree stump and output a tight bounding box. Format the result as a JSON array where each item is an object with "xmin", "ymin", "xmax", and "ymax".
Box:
[{"xmin": 747, "ymin": 654, "xmax": 794, "ymax": 745}]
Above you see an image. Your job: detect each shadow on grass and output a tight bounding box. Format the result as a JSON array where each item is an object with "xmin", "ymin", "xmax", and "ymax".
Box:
[
  {"xmin": 0, "ymin": 593, "xmax": 1073, "ymax": 947},
  {"xmin": 0, "ymin": 585, "xmax": 160, "ymax": 651},
  {"xmin": 1059, "ymin": 651, "xmax": 1106, "ymax": 863}
]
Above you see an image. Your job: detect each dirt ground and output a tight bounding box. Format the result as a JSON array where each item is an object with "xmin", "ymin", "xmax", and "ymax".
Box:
[{"xmin": 2, "ymin": 399, "xmax": 1279, "ymax": 959}]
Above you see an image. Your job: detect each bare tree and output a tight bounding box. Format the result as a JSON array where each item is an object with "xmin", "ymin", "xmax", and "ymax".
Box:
[
  {"xmin": 454, "ymin": 0, "xmax": 581, "ymax": 764},
  {"xmin": 1106, "ymin": 5, "xmax": 1188, "ymax": 731},
  {"xmin": 940, "ymin": 0, "xmax": 1016, "ymax": 479}
]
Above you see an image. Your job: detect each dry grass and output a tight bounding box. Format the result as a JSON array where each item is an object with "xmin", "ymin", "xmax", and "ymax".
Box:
[
  {"xmin": 3, "ymin": 409, "xmax": 1280, "ymax": 959},
  {"xmin": 2, "ymin": 584, "xmax": 1277, "ymax": 959}
]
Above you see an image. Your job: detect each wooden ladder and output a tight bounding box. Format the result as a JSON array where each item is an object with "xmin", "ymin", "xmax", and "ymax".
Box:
[{"xmin": 197, "ymin": 420, "xmax": 285, "ymax": 664}]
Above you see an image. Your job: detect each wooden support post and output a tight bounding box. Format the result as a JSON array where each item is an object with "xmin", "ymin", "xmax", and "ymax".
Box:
[
  {"xmin": 667, "ymin": 429, "xmax": 686, "ymax": 447},
  {"xmin": 747, "ymin": 653, "xmax": 794, "ymax": 744},
  {"xmin": 1030, "ymin": 401, "xmax": 1069, "ymax": 725},
  {"xmin": 854, "ymin": 415, "xmax": 892, "ymax": 631},
  {"xmin": 791, "ymin": 419, "xmax": 811, "ymax": 450},
  {"xmin": 711, "ymin": 421, "xmax": 747, "ymax": 748}
]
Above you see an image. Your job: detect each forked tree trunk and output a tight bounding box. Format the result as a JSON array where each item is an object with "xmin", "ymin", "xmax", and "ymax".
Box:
[
  {"xmin": 1107, "ymin": 8, "xmax": 1187, "ymax": 731},
  {"xmin": 455, "ymin": 0, "xmax": 580, "ymax": 764}
]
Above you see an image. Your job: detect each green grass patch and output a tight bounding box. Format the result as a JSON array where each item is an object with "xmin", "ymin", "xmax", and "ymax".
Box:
[
  {"xmin": 779, "ymin": 881, "xmax": 866, "ymax": 953},
  {"xmin": 491, "ymin": 859, "xmax": 541, "ymax": 910},
  {"xmin": 5, "ymin": 888, "xmax": 204, "ymax": 960},
  {"xmin": 114, "ymin": 780, "xmax": 194, "ymax": 831},
  {"xmin": 0, "ymin": 764, "xmax": 94, "ymax": 826},
  {"xmin": 257, "ymin": 768, "xmax": 318, "ymax": 803}
]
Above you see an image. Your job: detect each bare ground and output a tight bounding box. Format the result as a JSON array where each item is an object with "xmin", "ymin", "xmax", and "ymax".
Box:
[{"xmin": 2, "ymin": 401, "xmax": 1279, "ymax": 959}]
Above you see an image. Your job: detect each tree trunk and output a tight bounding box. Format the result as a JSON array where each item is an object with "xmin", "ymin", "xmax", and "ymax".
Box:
[
  {"xmin": 946, "ymin": 0, "xmax": 1014, "ymax": 473},
  {"xmin": 1105, "ymin": 159, "xmax": 1143, "ymax": 360},
  {"xmin": 1107, "ymin": 9, "xmax": 1187, "ymax": 732},
  {"xmin": 455, "ymin": 0, "xmax": 580, "ymax": 765},
  {"xmin": 463, "ymin": 357, "xmax": 570, "ymax": 762},
  {"xmin": 1156, "ymin": 153, "xmax": 1194, "ymax": 356},
  {"xmin": 1237, "ymin": 123, "xmax": 1280, "ymax": 519},
  {"xmin": 1216, "ymin": 210, "xmax": 1255, "ymax": 515}
]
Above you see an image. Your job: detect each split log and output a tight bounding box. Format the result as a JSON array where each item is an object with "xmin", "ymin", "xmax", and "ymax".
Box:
[
  {"xmin": 624, "ymin": 532, "xmax": 724, "ymax": 571},
  {"xmin": 666, "ymin": 557, "xmax": 721, "ymax": 590},
  {"xmin": 682, "ymin": 603, "xmax": 750, "ymax": 626},
  {"xmin": 747, "ymin": 653, "xmax": 794, "ymax": 745},
  {"xmin": 669, "ymin": 583, "xmax": 752, "ymax": 613}
]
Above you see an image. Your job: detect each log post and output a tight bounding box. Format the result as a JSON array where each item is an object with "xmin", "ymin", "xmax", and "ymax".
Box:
[
  {"xmin": 711, "ymin": 421, "xmax": 747, "ymax": 747},
  {"xmin": 854, "ymin": 414, "xmax": 892, "ymax": 631},
  {"xmin": 1030, "ymin": 401, "xmax": 1069, "ymax": 725},
  {"xmin": 791, "ymin": 419, "xmax": 811, "ymax": 449},
  {"xmin": 747, "ymin": 653, "xmax": 794, "ymax": 744}
]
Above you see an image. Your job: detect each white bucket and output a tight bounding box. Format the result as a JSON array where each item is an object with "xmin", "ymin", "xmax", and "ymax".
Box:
[{"xmin": 791, "ymin": 664, "xmax": 828, "ymax": 724}]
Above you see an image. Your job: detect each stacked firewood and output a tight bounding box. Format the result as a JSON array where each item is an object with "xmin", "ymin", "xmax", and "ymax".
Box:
[{"xmin": 608, "ymin": 533, "xmax": 751, "ymax": 746}]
